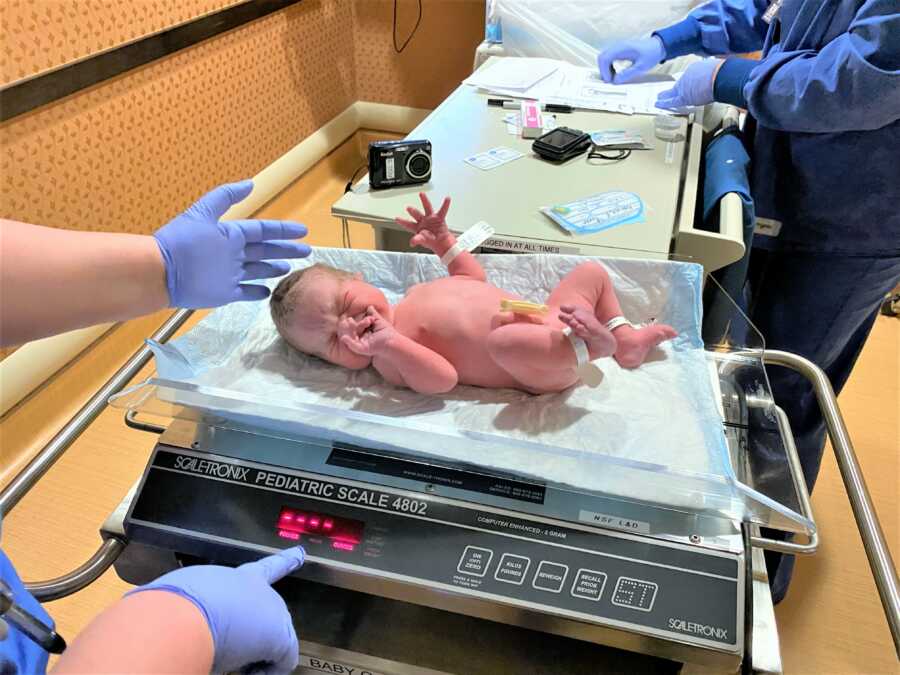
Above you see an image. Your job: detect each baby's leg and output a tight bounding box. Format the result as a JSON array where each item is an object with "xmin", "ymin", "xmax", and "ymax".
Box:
[
  {"xmin": 548, "ymin": 262, "xmax": 677, "ymax": 368},
  {"xmin": 486, "ymin": 323, "xmax": 582, "ymax": 394}
]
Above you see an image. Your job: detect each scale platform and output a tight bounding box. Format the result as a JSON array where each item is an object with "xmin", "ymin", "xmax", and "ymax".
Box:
[{"xmin": 105, "ymin": 299, "xmax": 811, "ymax": 673}]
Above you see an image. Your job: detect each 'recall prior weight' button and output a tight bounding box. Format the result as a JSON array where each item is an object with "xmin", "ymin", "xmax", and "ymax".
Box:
[{"xmin": 571, "ymin": 568, "xmax": 608, "ymax": 601}]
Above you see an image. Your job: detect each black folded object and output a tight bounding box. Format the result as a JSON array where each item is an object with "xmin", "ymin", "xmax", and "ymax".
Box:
[{"xmin": 532, "ymin": 126, "xmax": 591, "ymax": 163}]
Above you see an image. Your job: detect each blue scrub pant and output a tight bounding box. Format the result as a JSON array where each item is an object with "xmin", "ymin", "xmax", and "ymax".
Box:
[
  {"xmin": 744, "ymin": 248, "xmax": 900, "ymax": 603},
  {"xmin": 1, "ymin": 549, "xmax": 53, "ymax": 674}
]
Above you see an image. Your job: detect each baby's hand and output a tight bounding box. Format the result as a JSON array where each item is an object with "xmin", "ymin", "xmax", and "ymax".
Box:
[
  {"xmin": 341, "ymin": 306, "xmax": 396, "ymax": 357},
  {"xmin": 395, "ymin": 192, "xmax": 451, "ymax": 250}
]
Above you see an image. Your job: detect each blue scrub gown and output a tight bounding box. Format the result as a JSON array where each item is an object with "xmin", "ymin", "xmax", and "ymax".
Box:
[{"xmin": 657, "ymin": 0, "xmax": 900, "ymax": 601}]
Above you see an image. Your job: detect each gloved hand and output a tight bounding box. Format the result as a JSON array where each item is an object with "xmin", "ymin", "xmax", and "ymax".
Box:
[
  {"xmin": 597, "ymin": 36, "xmax": 666, "ymax": 84},
  {"xmin": 154, "ymin": 180, "xmax": 310, "ymax": 308},
  {"xmin": 656, "ymin": 58, "xmax": 723, "ymax": 111},
  {"xmin": 127, "ymin": 546, "xmax": 305, "ymax": 675},
  {"xmin": 1, "ymin": 550, "xmax": 53, "ymax": 675}
]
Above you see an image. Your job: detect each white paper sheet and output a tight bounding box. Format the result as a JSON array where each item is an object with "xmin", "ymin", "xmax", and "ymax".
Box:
[
  {"xmin": 463, "ymin": 57, "xmax": 561, "ymax": 91},
  {"xmin": 469, "ymin": 58, "xmax": 681, "ymax": 117}
]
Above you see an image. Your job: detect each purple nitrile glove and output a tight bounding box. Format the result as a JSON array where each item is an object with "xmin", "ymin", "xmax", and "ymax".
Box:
[
  {"xmin": 656, "ymin": 59, "xmax": 723, "ymax": 111},
  {"xmin": 153, "ymin": 180, "xmax": 310, "ymax": 308},
  {"xmin": 128, "ymin": 546, "xmax": 306, "ymax": 675},
  {"xmin": 597, "ymin": 36, "xmax": 666, "ymax": 84}
]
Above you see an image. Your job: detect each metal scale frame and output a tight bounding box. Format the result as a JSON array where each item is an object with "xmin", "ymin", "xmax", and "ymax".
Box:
[{"xmin": 2, "ymin": 310, "xmax": 898, "ymax": 674}]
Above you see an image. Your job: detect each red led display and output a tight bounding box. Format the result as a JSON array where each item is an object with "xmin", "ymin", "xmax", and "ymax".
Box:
[{"xmin": 277, "ymin": 507, "xmax": 364, "ymax": 551}]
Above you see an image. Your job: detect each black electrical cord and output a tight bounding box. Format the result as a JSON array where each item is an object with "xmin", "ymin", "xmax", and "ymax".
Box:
[
  {"xmin": 344, "ymin": 163, "xmax": 367, "ymax": 194},
  {"xmin": 393, "ymin": 0, "xmax": 423, "ymax": 54},
  {"xmin": 587, "ymin": 147, "xmax": 632, "ymax": 162},
  {"xmin": 342, "ymin": 162, "xmax": 368, "ymax": 249}
]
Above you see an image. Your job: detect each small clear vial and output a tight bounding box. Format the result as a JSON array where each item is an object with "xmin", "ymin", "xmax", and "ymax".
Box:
[{"xmin": 654, "ymin": 114, "xmax": 685, "ymax": 142}]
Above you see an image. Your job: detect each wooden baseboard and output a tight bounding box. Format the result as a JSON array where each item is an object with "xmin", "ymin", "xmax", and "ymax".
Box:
[{"xmin": 0, "ymin": 324, "xmax": 114, "ymax": 417}]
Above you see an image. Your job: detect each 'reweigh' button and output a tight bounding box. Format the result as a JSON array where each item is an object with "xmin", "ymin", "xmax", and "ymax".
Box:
[
  {"xmin": 571, "ymin": 568, "xmax": 608, "ymax": 601},
  {"xmin": 457, "ymin": 546, "xmax": 493, "ymax": 577},
  {"xmin": 494, "ymin": 553, "xmax": 531, "ymax": 585},
  {"xmin": 532, "ymin": 561, "xmax": 568, "ymax": 593}
]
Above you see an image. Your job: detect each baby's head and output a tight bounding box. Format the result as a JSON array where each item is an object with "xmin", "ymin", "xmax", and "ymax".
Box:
[{"xmin": 270, "ymin": 263, "xmax": 390, "ymax": 370}]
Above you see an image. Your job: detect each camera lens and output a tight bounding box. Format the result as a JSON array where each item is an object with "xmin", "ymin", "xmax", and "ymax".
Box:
[{"xmin": 405, "ymin": 150, "xmax": 432, "ymax": 180}]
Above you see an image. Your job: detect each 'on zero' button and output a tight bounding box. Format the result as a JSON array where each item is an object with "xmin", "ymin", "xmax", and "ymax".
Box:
[{"xmin": 457, "ymin": 546, "xmax": 493, "ymax": 577}]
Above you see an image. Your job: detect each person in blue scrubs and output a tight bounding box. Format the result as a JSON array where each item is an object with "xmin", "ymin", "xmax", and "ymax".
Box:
[
  {"xmin": 599, "ymin": 0, "xmax": 900, "ymax": 601},
  {"xmin": 1, "ymin": 180, "xmax": 310, "ymax": 673}
]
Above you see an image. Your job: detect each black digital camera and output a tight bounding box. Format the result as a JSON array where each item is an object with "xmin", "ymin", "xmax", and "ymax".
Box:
[{"xmin": 368, "ymin": 139, "xmax": 432, "ymax": 190}]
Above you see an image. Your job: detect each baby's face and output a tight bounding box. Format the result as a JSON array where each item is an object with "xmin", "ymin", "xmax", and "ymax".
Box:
[{"xmin": 283, "ymin": 271, "xmax": 390, "ymax": 369}]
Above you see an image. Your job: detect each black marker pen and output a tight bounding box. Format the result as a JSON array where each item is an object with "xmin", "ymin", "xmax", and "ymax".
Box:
[{"xmin": 487, "ymin": 99, "xmax": 573, "ymax": 113}]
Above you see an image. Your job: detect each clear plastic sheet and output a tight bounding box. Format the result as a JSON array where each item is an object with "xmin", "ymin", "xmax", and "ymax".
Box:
[
  {"xmin": 111, "ymin": 250, "xmax": 813, "ymax": 534},
  {"xmin": 487, "ymin": 0, "xmax": 701, "ymax": 72}
]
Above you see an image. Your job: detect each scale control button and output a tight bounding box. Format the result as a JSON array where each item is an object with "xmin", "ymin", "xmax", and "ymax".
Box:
[
  {"xmin": 457, "ymin": 546, "xmax": 493, "ymax": 577},
  {"xmin": 571, "ymin": 568, "xmax": 608, "ymax": 601},
  {"xmin": 494, "ymin": 554, "xmax": 531, "ymax": 585},
  {"xmin": 532, "ymin": 561, "xmax": 569, "ymax": 593},
  {"xmin": 611, "ymin": 576, "xmax": 658, "ymax": 612}
]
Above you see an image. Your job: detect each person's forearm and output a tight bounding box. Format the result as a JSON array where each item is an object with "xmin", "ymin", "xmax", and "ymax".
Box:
[
  {"xmin": 0, "ymin": 220, "xmax": 169, "ymax": 346},
  {"xmin": 734, "ymin": 2, "xmax": 900, "ymax": 133},
  {"xmin": 52, "ymin": 591, "xmax": 214, "ymax": 674},
  {"xmin": 374, "ymin": 333, "xmax": 457, "ymax": 394},
  {"xmin": 655, "ymin": 0, "xmax": 769, "ymax": 60}
]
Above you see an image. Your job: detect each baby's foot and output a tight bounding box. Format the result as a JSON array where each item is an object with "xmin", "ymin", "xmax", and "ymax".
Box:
[
  {"xmin": 613, "ymin": 324, "xmax": 678, "ymax": 368},
  {"xmin": 558, "ymin": 305, "xmax": 617, "ymax": 359}
]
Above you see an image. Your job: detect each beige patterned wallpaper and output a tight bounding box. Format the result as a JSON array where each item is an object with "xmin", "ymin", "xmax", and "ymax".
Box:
[
  {"xmin": 1, "ymin": 1, "xmax": 357, "ymax": 233},
  {"xmin": 1, "ymin": 0, "xmax": 245, "ymax": 85},
  {"xmin": 354, "ymin": 0, "xmax": 484, "ymax": 109},
  {"xmin": 1, "ymin": 1, "xmax": 482, "ymax": 235}
]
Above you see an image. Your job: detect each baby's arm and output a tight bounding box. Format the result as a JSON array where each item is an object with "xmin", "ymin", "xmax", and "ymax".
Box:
[
  {"xmin": 396, "ymin": 193, "xmax": 486, "ymax": 281},
  {"xmin": 373, "ymin": 334, "xmax": 458, "ymax": 395},
  {"xmin": 342, "ymin": 306, "xmax": 458, "ymax": 395}
]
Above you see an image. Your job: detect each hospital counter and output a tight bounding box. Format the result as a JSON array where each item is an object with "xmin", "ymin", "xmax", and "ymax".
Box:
[{"xmin": 1, "ymin": 130, "xmax": 897, "ymax": 674}]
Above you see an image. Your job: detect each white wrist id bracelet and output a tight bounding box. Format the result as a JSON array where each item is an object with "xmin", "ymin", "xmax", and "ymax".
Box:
[
  {"xmin": 562, "ymin": 326, "xmax": 590, "ymax": 366},
  {"xmin": 440, "ymin": 221, "xmax": 495, "ymax": 266},
  {"xmin": 440, "ymin": 242, "xmax": 465, "ymax": 266}
]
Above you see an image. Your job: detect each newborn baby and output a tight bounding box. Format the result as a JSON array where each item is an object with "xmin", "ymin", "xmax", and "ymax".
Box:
[{"xmin": 270, "ymin": 194, "xmax": 676, "ymax": 395}]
